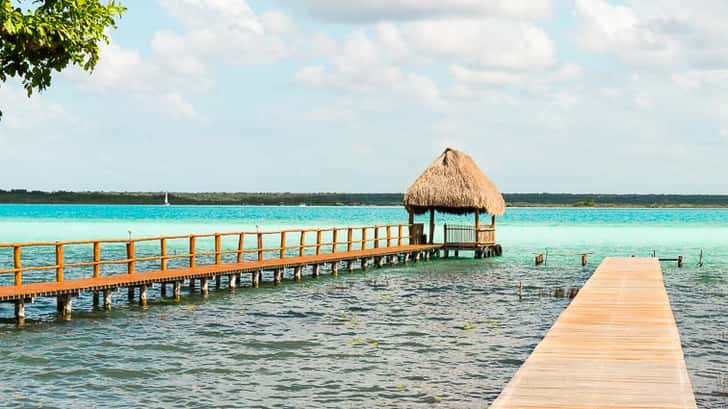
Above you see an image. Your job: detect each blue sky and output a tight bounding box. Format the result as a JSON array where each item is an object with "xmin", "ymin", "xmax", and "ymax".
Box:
[{"xmin": 2, "ymin": 0, "xmax": 728, "ymax": 194}]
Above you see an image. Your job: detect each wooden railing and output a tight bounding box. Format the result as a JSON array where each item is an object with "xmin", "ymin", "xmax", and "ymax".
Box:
[
  {"xmin": 0, "ymin": 224, "xmax": 412, "ymax": 287},
  {"xmin": 443, "ymin": 224, "xmax": 495, "ymax": 245}
]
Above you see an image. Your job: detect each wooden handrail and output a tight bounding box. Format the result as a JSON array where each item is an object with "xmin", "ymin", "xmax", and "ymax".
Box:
[{"xmin": 0, "ymin": 223, "xmax": 412, "ymax": 286}]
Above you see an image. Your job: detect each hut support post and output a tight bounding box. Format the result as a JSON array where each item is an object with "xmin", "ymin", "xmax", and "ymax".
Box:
[
  {"xmin": 491, "ymin": 215, "xmax": 496, "ymax": 243},
  {"xmin": 408, "ymin": 211, "xmax": 414, "ymax": 243},
  {"xmin": 429, "ymin": 209, "xmax": 435, "ymax": 244}
]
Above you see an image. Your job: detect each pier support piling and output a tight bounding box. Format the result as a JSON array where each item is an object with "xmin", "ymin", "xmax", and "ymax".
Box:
[
  {"xmin": 229, "ymin": 274, "xmax": 238, "ymax": 289},
  {"xmin": 251, "ymin": 271, "xmax": 261, "ymax": 287},
  {"xmin": 173, "ymin": 281, "xmax": 182, "ymax": 300},
  {"xmin": 57, "ymin": 294, "xmax": 72, "ymax": 317},
  {"xmin": 361, "ymin": 258, "xmax": 369, "ymax": 270},
  {"xmin": 375, "ymin": 257, "xmax": 384, "ymax": 268},
  {"xmin": 312, "ymin": 264, "xmax": 321, "ymax": 277},
  {"xmin": 139, "ymin": 285, "xmax": 148, "ymax": 306},
  {"xmin": 331, "ymin": 262, "xmax": 339, "ymax": 276},
  {"xmin": 15, "ymin": 300, "xmax": 25, "ymax": 324},
  {"xmin": 294, "ymin": 266, "xmax": 303, "ymax": 281},
  {"xmin": 200, "ymin": 278, "xmax": 209, "ymax": 295},
  {"xmin": 347, "ymin": 261, "xmax": 354, "ymax": 272},
  {"xmin": 215, "ymin": 275, "xmax": 221, "ymax": 289},
  {"xmin": 103, "ymin": 289, "xmax": 113, "ymax": 309},
  {"xmin": 274, "ymin": 269, "xmax": 283, "ymax": 285}
]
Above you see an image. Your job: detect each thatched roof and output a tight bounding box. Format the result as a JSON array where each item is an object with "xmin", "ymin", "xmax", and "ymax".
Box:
[{"xmin": 404, "ymin": 148, "xmax": 505, "ymax": 216}]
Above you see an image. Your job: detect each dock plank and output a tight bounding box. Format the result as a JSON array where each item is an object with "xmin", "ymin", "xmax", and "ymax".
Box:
[{"xmin": 490, "ymin": 257, "xmax": 696, "ymax": 409}]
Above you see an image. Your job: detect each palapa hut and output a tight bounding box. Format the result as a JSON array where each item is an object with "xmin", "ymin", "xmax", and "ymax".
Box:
[{"xmin": 404, "ymin": 148, "xmax": 505, "ymax": 258}]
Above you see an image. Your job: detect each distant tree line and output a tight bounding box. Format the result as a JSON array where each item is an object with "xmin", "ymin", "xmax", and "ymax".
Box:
[{"xmin": 1, "ymin": 190, "xmax": 726, "ymax": 207}]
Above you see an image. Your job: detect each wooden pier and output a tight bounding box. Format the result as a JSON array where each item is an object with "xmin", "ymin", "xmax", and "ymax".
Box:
[
  {"xmin": 490, "ymin": 257, "xmax": 696, "ymax": 409},
  {"xmin": 0, "ymin": 224, "xmax": 448, "ymax": 322}
]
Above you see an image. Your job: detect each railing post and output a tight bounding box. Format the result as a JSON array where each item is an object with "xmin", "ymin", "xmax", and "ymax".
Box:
[
  {"xmin": 237, "ymin": 233, "xmax": 244, "ymax": 263},
  {"xmin": 126, "ymin": 241, "xmax": 135, "ymax": 274},
  {"xmin": 93, "ymin": 241, "xmax": 101, "ymax": 278},
  {"xmin": 257, "ymin": 232, "xmax": 264, "ymax": 262},
  {"xmin": 386, "ymin": 226, "xmax": 392, "ymax": 248},
  {"xmin": 280, "ymin": 231, "xmax": 287, "ymax": 259},
  {"xmin": 56, "ymin": 242, "xmax": 64, "ymax": 282},
  {"xmin": 316, "ymin": 230, "xmax": 322, "ymax": 256},
  {"xmin": 215, "ymin": 233, "xmax": 222, "ymax": 265},
  {"xmin": 332, "ymin": 229, "xmax": 338, "ymax": 253},
  {"xmin": 13, "ymin": 245, "xmax": 21, "ymax": 286},
  {"xmin": 189, "ymin": 236, "xmax": 196, "ymax": 268},
  {"xmin": 398, "ymin": 225, "xmax": 403, "ymax": 246},
  {"xmin": 443, "ymin": 224, "xmax": 448, "ymax": 245},
  {"xmin": 374, "ymin": 227, "xmax": 379, "ymax": 249},
  {"xmin": 347, "ymin": 228, "xmax": 353, "ymax": 252},
  {"xmin": 160, "ymin": 239, "xmax": 167, "ymax": 271},
  {"xmin": 299, "ymin": 231, "xmax": 306, "ymax": 257},
  {"xmin": 361, "ymin": 228, "xmax": 367, "ymax": 251}
]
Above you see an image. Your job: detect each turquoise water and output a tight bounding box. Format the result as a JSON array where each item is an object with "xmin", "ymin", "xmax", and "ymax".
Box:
[{"xmin": 0, "ymin": 205, "xmax": 726, "ymax": 408}]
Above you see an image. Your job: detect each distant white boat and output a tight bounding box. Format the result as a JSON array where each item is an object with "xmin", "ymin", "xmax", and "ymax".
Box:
[
  {"xmin": 298, "ymin": 203, "xmax": 307, "ymax": 207},
  {"xmin": 164, "ymin": 192, "xmax": 170, "ymax": 206}
]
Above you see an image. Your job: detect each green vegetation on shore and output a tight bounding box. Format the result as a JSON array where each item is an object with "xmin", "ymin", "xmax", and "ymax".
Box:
[{"xmin": 1, "ymin": 190, "xmax": 726, "ymax": 208}]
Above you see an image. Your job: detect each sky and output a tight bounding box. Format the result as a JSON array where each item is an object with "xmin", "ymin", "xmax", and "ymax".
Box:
[{"xmin": 2, "ymin": 0, "xmax": 728, "ymax": 194}]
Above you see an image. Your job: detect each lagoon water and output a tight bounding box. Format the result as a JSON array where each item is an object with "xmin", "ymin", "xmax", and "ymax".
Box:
[{"xmin": 0, "ymin": 205, "xmax": 726, "ymax": 408}]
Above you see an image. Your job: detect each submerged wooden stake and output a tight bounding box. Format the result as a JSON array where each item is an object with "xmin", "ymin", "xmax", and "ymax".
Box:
[{"xmin": 518, "ymin": 282, "xmax": 523, "ymax": 301}]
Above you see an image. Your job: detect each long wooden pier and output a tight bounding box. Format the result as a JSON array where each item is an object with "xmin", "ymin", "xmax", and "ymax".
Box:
[
  {"xmin": 0, "ymin": 224, "xmax": 449, "ymax": 322},
  {"xmin": 490, "ymin": 257, "xmax": 697, "ymax": 409}
]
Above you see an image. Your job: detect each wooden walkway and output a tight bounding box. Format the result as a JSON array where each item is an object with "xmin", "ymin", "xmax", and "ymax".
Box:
[
  {"xmin": 490, "ymin": 257, "xmax": 696, "ymax": 409},
  {"xmin": 0, "ymin": 223, "xmax": 466, "ymax": 322}
]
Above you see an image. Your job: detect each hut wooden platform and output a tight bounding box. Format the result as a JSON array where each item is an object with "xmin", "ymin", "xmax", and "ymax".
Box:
[{"xmin": 490, "ymin": 257, "xmax": 697, "ymax": 409}]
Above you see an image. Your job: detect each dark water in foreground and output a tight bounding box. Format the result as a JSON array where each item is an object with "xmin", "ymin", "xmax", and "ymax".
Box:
[{"xmin": 0, "ymin": 206, "xmax": 726, "ymax": 408}]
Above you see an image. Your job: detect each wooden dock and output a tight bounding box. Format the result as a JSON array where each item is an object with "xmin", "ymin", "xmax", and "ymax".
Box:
[
  {"xmin": 0, "ymin": 224, "xmax": 449, "ymax": 322},
  {"xmin": 490, "ymin": 257, "xmax": 697, "ymax": 409}
]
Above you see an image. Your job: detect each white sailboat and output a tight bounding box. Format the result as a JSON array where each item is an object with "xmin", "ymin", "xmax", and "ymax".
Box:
[{"xmin": 164, "ymin": 192, "xmax": 170, "ymax": 206}]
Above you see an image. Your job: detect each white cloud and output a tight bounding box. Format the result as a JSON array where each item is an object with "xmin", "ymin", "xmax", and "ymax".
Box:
[
  {"xmin": 163, "ymin": 93, "xmax": 198, "ymax": 119},
  {"xmin": 295, "ymin": 17, "xmax": 554, "ymax": 107},
  {"xmin": 574, "ymin": 0, "xmax": 728, "ymax": 69},
  {"xmin": 450, "ymin": 65, "xmax": 523, "ymax": 85},
  {"xmin": 292, "ymin": 0, "xmax": 551, "ymax": 22}
]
